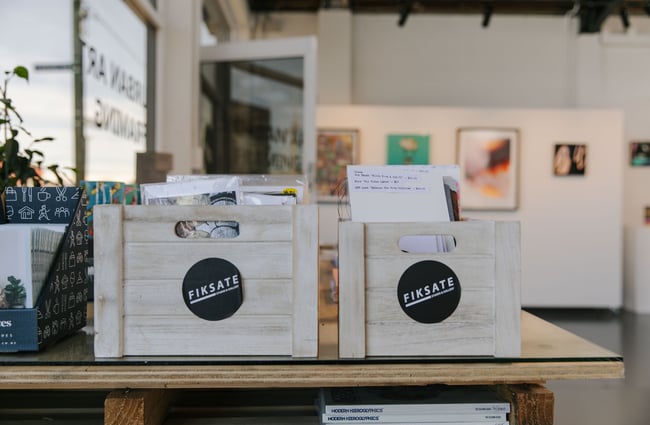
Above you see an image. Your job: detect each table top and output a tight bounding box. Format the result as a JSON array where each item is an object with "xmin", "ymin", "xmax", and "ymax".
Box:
[{"xmin": 0, "ymin": 310, "xmax": 623, "ymax": 389}]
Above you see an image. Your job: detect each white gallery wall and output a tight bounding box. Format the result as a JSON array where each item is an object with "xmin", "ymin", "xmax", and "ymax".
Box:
[
  {"xmin": 308, "ymin": 11, "xmax": 646, "ymax": 308},
  {"xmin": 318, "ymin": 105, "xmax": 624, "ymax": 308},
  {"xmin": 349, "ymin": 14, "xmax": 577, "ymax": 108},
  {"xmin": 159, "ymin": 4, "xmax": 650, "ymax": 308},
  {"xmin": 317, "ymin": 11, "xmax": 650, "ymax": 228}
]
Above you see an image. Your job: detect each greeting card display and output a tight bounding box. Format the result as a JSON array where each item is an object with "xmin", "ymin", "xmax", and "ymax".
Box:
[{"xmin": 0, "ymin": 187, "xmax": 88, "ymax": 352}]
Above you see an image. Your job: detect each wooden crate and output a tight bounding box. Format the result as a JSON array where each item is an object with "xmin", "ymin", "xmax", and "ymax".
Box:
[
  {"xmin": 93, "ymin": 204, "xmax": 319, "ymax": 358},
  {"xmin": 338, "ymin": 220, "xmax": 521, "ymax": 358}
]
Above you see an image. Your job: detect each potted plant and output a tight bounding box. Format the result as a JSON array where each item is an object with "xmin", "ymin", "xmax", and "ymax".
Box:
[
  {"xmin": 1, "ymin": 65, "xmax": 68, "ymax": 196},
  {"xmin": 2, "ymin": 275, "xmax": 27, "ymax": 308}
]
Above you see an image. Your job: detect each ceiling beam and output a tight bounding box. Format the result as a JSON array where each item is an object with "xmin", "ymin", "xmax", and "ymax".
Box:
[{"xmin": 245, "ymin": 0, "xmax": 650, "ymax": 33}]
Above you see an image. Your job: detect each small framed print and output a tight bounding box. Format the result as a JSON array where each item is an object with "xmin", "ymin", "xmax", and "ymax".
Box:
[
  {"xmin": 630, "ymin": 141, "xmax": 650, "ymax": 166},
  {"xmin": 456, "ymin": 127, "xmax": 519, "ymax": 211},
  {"xmin": 316, "ymin": 128, "xmax": 359, "ymax": 202},
  {"xmin": 386, "ymin": 134, "xmax": 430, "ymax": 165},
  {"xmin": 553, "ymin": 143, "xmax": 587, "ymax": 176}
]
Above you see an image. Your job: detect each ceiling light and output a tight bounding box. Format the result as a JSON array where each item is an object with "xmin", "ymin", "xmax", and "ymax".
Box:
[
  {"xmin": 482, "ymin": 3, "xmax": 493, "ymax": 28},
  {"xmin": 398, "ymin": 1, "xmax": 413, "ymax": 27},
  {"xmin": 620, "ymin": 7, "xmax": 630, "ymax": 29}
]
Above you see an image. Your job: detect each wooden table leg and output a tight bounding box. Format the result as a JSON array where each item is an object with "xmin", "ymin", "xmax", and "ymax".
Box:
[
  {"xmin": 497, "ymin": 384, "xmax": 554, "ymax": 425},
  {"xmin": 105, "ymin": 389, "xmax": 177, "ymax": 425}
]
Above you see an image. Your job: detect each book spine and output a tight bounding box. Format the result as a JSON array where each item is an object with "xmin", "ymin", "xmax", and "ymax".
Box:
[
  {"xmin": 322, "ymin": 422, "xmax": 507, "ymax": 425},
  {"xmin": 322, "ymin": 412, "xmax": 507, "ymax": 423},
  {"xmin": 323, "ymin": 406, "xmax": 510, "ymax": 415}
]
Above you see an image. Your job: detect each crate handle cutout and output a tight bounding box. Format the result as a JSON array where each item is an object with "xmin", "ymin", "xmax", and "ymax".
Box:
[
  {"xmin": 175, "ymin": 220, "xmax": 240, "ymax": 239},
  {"xmin": 398, "ymin": 234, "xmax": 456, "ymax": 253}
]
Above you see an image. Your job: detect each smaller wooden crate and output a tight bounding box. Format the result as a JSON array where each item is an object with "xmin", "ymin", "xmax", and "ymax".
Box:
[
  {"xmin": 93, "ymin": 204, "xmax": 319, "ymax": 358},
  {"xmin": 338, "ymin": 220, "xmax": 521, "ymax": 358}
]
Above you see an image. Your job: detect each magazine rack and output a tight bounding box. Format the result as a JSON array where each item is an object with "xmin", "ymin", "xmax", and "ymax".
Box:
[
  {"xmin": 0, "ymin": 187, "xmax": 88, "ymax": 352},
  {"xmin": 338, "ymin": 220, "xmax": 521, "ymax": 358},
  {"xmin": 93, "ymin": 204, "xmax": 319, "ymax": 358}
]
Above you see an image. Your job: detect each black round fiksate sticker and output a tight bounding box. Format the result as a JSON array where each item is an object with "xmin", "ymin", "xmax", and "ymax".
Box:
[
  {"xmin": 397, "ymin": 260, "xmax": 461, "ymax": 324},
  {"xmin": 182, "ymin": 258, "xmax": 243, "ymax": 321}
]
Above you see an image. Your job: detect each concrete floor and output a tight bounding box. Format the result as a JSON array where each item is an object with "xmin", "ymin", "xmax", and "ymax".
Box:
[{"xmin": 529, "ymin": 308, "xmax": 650, "ymax": 425}]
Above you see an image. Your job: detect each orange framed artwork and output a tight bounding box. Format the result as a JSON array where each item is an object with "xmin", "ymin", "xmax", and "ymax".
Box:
[{"xmin": 456, "ymin": 127, "xmax": 519, "ymax": 211}]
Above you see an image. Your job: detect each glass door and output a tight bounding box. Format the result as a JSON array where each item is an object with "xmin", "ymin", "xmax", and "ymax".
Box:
[{"xmin": 199, "ymin": 37, "xmax": 317, "ymax": 181}]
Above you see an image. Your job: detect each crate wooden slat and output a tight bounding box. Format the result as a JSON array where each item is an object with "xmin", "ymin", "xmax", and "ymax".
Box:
[
  {"xmin": 124, "ymin": 242, "xmax": 293, "ymax": 279},
  {"xmin": 365, "ymin": 287, "xmax": 494, "ymax": 321},
  {"xmin": 337, "ymin": 220, "xmax": 366, "ymax": 359},
  {"xmin": 365, "ymin": 257, "xmax": 495, "ymax": 288},
  {"xmin": 94, "ymin": 204, "xmax": 319, "ymax": 358},
  {"xmin": 291, "ymin": 205, "xmax": 320, "ymax": 357},
  {"xmin": 123, "ymin": 279, "xmax": 292, "ymax": 316},
  {"xmin": 94, "ymin": 204, "xmax": 124, "ymax": 359},
  {"xmin": 495, "ymin": 221, "xmax": 522, "ymax": 357},
  {"xmin": 123, "ymin": 316, "xmax": 293, "ymax": 356},
  {"xmin": 339, "ymin": 220, "xmax": 521, "ymax": 358}
]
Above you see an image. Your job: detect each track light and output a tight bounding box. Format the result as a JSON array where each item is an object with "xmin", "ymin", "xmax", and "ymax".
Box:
[
  {"xmin": 398, "ymin": 1, "xmax": 413, "ymax": 27},
  {"xmin": 482, "ymin": 3, "xmax": 493, "ymax": 28},
  {"xmin": 620, "ymin": 7, "xmax": 630, "ymax": 29}
]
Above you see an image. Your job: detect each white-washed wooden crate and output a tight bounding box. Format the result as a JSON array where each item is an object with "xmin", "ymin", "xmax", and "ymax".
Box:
[
  {"xmin": 93, "ymin": 204, "xmax": 319, "ymax": 358},
  {"xmin": 338, "ymin": 220, "xmax": 521, "ymax": 358}
]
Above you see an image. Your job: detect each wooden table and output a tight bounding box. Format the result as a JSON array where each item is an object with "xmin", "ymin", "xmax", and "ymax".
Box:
[{"xmin": 0, "ymin": 311, "xmax": 623, "ymax": 425}]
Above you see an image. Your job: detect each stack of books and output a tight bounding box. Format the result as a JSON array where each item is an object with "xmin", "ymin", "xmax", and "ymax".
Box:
[{"xmin": 318, "ymin": 386, "xmax": 510, "ymax": 425}]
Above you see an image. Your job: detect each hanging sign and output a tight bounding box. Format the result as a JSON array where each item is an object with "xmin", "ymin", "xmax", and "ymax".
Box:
[
  {"xmin": 182, "ymin": 258, "xmax": 243, "ymax": 321},
  {"xmin": 397, "ymin": 260, "xmax": 461, "ymax": 323}
]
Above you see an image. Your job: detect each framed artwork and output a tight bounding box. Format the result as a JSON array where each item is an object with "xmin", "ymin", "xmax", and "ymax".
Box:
[
  {"xmin": 630, "ymin": 141, "xmax": 650, "ymax": 166},
  {"xmin": 386, "ymin": 134, "xmax": 430, "ymax": 165},
  {"xmin": 456, "ymin": 127, "xmax": 519, "ymax": 211},
  {"xmin": 553, "ymin": 143, "xmax": 587, "ymax": 176},
  {"xmin": 316, "ymin": 128, "xmax": 359, "ymax": 202}
]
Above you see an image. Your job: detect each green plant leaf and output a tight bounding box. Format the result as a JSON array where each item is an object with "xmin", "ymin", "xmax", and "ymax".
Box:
[
  {"xmin": 25, "ymin": 148, "xmax": 45, "ymax": 157},
  {"xmin": 13, "ymin": 66, "xmax": 29, "ymax": 81},
  {"xmin": 8, "ymin": 105, "xmax": 23, "ymax": 123},
  {"xmin": 2, "ymin": 65, "xmax": 63, "ymax": 191},
  {"xmin": 25, "ymin": 149, "xmax": 45, "ymax": 161},
  {"xmin": 48, "ymin": 164, "xmax": 66, "ymax": 185},
  {"xmin": 5, "ymin": 139, "xmax": 18, "ymax": 157}
]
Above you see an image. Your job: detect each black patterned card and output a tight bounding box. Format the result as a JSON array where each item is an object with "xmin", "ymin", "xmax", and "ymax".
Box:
[
  {"xmin": 0, "ymin": 196, "xmax": 5, "ymax": 224},
  {"xmin": 3, "ymin": 187, "xmax": 81, "ymax": 224},
  {"xmin": 35, "ymin": 191, "xmax": 89, "ymax": 349}
]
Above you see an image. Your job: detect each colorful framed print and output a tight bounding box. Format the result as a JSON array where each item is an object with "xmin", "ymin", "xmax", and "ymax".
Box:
[
  {"xmin": 630, "ymin": 141, "xmax": 650, "ymax": 166},
  {"xmin": 553, "ymin": 143, "xmax": 587, "ymax": 176},
  {"xmin": 386, "ymin": 134, "xmax": 430, "ymax": 165},
  {"xmin": 316, "ymin": 128, "xmax": 359, "ymax": 202},
  {"xmin": 456, "ymin": 127, "xmax": 519, "ymax": 211}
]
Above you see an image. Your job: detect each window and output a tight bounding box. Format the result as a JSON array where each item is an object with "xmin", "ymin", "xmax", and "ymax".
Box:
[
  {"xmin": 0, "ymin": 0, "xmax": 158, "ymax": 184},
  {"xmin": 82, "ymin": 0, "xmax": 148, "ymax": 183}
]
